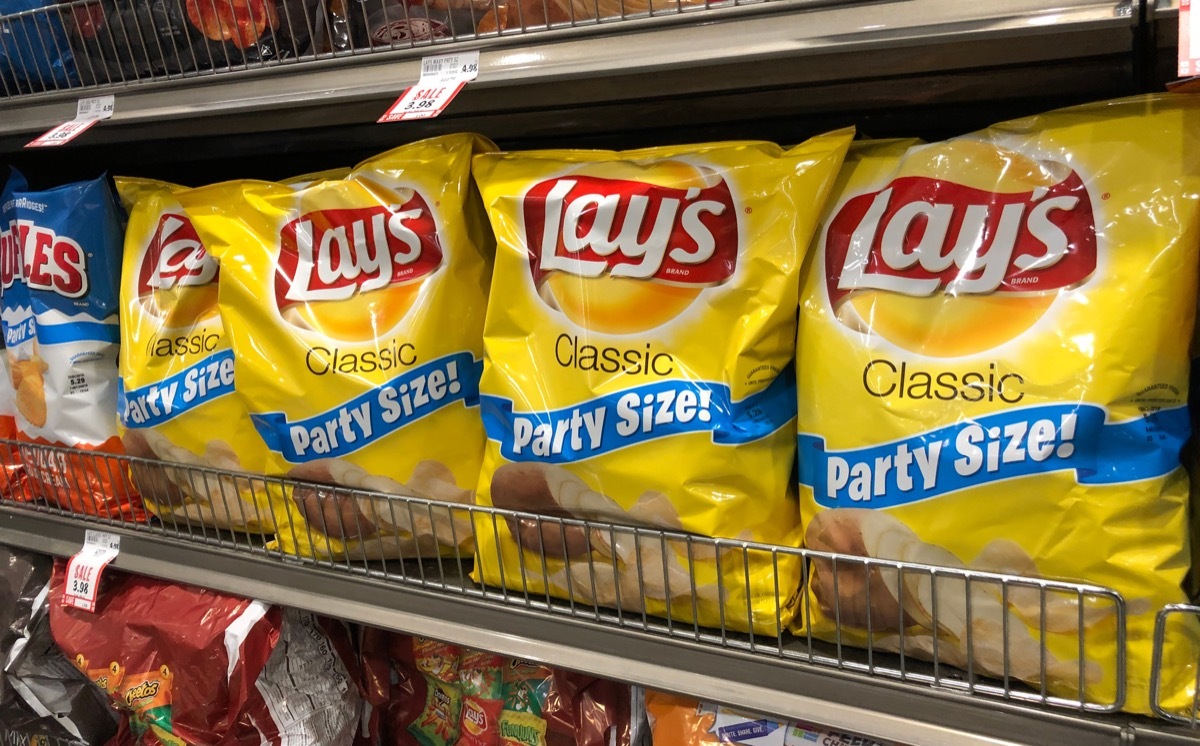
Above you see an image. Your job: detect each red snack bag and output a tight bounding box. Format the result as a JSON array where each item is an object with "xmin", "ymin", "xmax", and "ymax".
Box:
[
  {"xmin": 49, "ymin": 564, "xmax": 361, "ymax": 745},
  {"xmin": 457, "ymin": 651, "xmax": 504, "ymax": 746}
]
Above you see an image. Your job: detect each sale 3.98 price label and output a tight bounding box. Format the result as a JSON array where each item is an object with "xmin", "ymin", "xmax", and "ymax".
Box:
[
  {"xmin": 63, "ymin": 530, "xmax": 121, "ymax": 612},
  {"xmin": 379, "ymin": 51, "xmax": 480, "ymax": 123}
]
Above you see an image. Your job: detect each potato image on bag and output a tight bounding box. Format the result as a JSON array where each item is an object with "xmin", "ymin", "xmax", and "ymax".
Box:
[
  {"xmin": 795, "ymin": 95, "xmax": 1200, "ymax": 713},
  {"xmin": 472, "ymin": 132, "xmax": 853, "ymax": 634},
  {"xmin": 183, "ymin": 135, "xmax": 494, "ymax": 560}
]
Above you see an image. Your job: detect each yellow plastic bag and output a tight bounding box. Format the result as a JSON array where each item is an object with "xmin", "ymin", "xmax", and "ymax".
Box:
[
  {"xmin": 183, "ymin": 134, "xmax": 495, "ymax": 559},
  {"xmin": 117, "ymin": 177, "xmax": 276, "ymax": 532},
  {"xmin": 472, "ymin": 131, "xmax": 852, "ymax": 634},
  {"xmin": 795, "ymin": 94, "xmax": 1200, "ymax": 712}
]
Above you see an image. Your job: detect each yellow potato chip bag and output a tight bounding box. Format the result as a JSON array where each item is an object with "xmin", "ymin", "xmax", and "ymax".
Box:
[
  {"xmin": 183, "ymin": 134, "xmax": 495, "ymax": 559},
  {"xmin": 117, "ymin": 177, "xmax": 275, "ymax": 532},
  {"xmin": 472, "ymin": 130, "xmax": 852, "ymax": 634},
  {"xmin": 795, "ymin": 94, "xmax": 1200, "ymax": 712}
]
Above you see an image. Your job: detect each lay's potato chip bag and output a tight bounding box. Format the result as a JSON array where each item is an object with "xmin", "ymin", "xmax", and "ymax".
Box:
[
  {"xmin": 795, "ymin": 94, "xmax": 1200, "ymax": 712},
  {"xmin": 184, "ymin": 134, "xmax": 495, "ymax": 559},
  {"xmin": 0, "ymin": 176, "xmax": 142, "ymax": 521},
  {"xmin": 116, "ymin": 177, "xmax": 275, "ymax": 532},
  {"xmin": 472, "ymin": 131, "xmax": 852, "ymax": 634}
]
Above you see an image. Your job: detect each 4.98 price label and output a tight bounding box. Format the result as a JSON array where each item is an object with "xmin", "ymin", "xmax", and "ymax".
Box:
[
  {"xmin": 379, "ymin": 51, "xmax": 480, "ymax": 123},
  {"xmin": 63, "ymin": 530, "xmax": 121, "ymax": 612}
]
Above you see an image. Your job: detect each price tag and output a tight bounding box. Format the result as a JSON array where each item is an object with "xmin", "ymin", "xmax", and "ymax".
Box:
[
  {"xmin": 26, "ymin": 95, "xmax": 115, "ymax": 149},
  {"xmin": 378, "ymin": 51, "xmax": 480, "ymax": 123},
  {"xmin": 62, "ymin": 530, "xmax": 121, "ymax": 612},
  {"xmin": 1182, "ymin": 0, "xmax": 1200, "ymax": 77}
]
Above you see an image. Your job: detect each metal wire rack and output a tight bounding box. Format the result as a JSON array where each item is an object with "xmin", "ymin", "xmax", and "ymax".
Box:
[
  {"xmin": 1152, "ymin": 604, "xmax": 1200, "ymax": 726},
  {"xmin": 0, "ymin": 0, "xmax": 819, "ymax": 101},
  {"xmin": 0, "ymin": 437, "xmax": 1127, "ymax": 715}
]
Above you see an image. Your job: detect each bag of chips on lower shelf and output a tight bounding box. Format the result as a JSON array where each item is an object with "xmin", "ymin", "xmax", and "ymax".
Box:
[
  {"xmin": 116, "ymin": 177, "xmax": 276, "ymax": 534},
  {"xmin": 0, "ymin": 168, "xmax": 28, "ymax": 501},
  {"xmin": 0, "ymin": 546, "xmax": 120, "ymax": 746},
  {"xmin": 49, "ymin": 565, "xmax": 362, "ymax": 745},
  {"xmin": 471, "ymin": 131, "xmax": 851, "ymax": 635},
  {"xmin": 184, "ymin": 134, "xmax": 493, "ymax": 561},
  {"xmin": 645, "ymin": 691, "xmax": 892, "ymax": 746},
  {"xmin": 795, "ymin": 93, "xmax": 1200, "ymax": 713},
  {"xmin": 358, "ymin": 628, "xmax": 632, "ymax": 746},
  {"xmin": 1, "ymin": 176, "xmax": 143, "ymax": 522}
]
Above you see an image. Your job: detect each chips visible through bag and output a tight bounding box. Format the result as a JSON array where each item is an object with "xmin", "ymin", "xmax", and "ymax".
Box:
[
  {"xmin": 116, "ymin": 177, "xmax": 275, "ymax": 533},
  {"xmin": 795, "ymin": 94, "xmax": 1200, "ymax": 712},
  {"xmin": 184, "ymin": 134, "xmax": 494, "ymax": 559},
  {"xmin": 471, "ymin": 131, "xmax": 852, "ymax": 634},
  {"xmin": 2, "ymin": 176, "xmax": 142, "ymax": 521}
]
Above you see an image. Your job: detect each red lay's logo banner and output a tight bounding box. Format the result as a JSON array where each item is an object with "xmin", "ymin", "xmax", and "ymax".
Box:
[
  {"xmin": 274, "ymin": 195, "xmax": 442, "ymax": 309},
  {"xmin": 825, "ymin": 170, "xmax": 1096, "ymax": 307},
  {"xmin": 522, "ymin": 174, "xmax": 739, "ymax": 287},
  {"xmin": 16, "ymin": 221, "xmax": 88, "ymax": 298},
  {"xmin": 137, "ymin": 213, "xmax": 217, "ymax": 296}
]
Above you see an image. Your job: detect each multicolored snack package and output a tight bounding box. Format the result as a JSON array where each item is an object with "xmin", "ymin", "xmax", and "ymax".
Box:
[
  {"xmin": 471, "ymin": 131, "xmax": 852, "ymax": 634},
  {"xmin": 0, "ymin": 167, "xmax": 27, "ymax": 499},
  {"xmin": 49, "ymin": 565, "xmax": 362, "ymax": 745},
  {"xmin": 184, "ymin": 134, "xmax": 493, "ymax": 559},
  {"xmin": 645, "ymin": 691, "xmax": 893, "ymax": 746},
  {"xmin": 1, "ymin": 176, "xmax": 142, "ymax": 521},
  {"xmin": 116, "ymin": 177, "xmax": 275, "ymax": 533},
  {"xmin": 795, "ymin": 94, "xmax": 1200, "ymax": 711},
  {"xmin": 358, "ymin": 630, "xmax": 631, "ymax": 746}
]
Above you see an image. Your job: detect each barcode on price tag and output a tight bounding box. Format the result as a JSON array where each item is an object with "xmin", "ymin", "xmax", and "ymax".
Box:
[
  {"xmin": 26, "ymin": 94, "xmax": 115, "ymax": 149},
  {"xmin": 63, "ymin": 530, "xmax": 121, "ymax": 612},
  {"xmin": 1182, "ymin": 0, "xmax": 1200, "ymax": 77},
  {"xmin": 379, "ymin": 51, "xmax": 480, "ymax": 123}
]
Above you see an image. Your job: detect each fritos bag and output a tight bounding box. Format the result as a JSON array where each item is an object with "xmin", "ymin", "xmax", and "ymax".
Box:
[
  {"xmin": 471, "ymin": 132, "xmax": 851, "ymax": 634},
  {"xmin": 0, "ymin": 167, "xmax": 27, "ymax": 498},
  {"xmin": 3, "ymin": 177, "xmax": 142, "ymax": 521},
  {"xmin": 795, "ymin": 94, "xmax": 1200, "ymax": 712},
  {"xmin": 185, "ymin": 134, "xmax": 494, "ymax": 559},
  {"xmin": 116, "ymin": 177, "xmax": 274, "ymax": 533}
]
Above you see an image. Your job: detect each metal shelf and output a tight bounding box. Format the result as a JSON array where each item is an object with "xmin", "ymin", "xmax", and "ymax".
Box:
[
  {"xmin": 0, "ymin": 505, "xmax": 1195, "ymax": 746},
  {"xmin": 0, "ymin": 0, "xmax": 1138, "ymax": 149}
]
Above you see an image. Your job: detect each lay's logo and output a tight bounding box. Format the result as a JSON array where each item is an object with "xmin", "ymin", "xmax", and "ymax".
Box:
[
  {"xmin": 522, "ymin": 173, "xmax": 739, "ymax": 287},
  {"xmin": 274, "ymin": 194, "xmax": 442, "ymax": 309},
  {"xmin": 15, "ymin": 220, "xmax": 87, "ymax": 298},
  {"xmin": 137, "ymin": 213, "xmax": 217, "ymax": 296},
  {"xmin": 826, "ymin": 170, "xmax": 1096, "ymax": 306}
]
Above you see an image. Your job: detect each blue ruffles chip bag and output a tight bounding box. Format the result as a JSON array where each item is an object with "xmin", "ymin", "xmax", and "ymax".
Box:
[{"xmin": 0, "ymin": 175, "xmax": 142, "ymax": 520}]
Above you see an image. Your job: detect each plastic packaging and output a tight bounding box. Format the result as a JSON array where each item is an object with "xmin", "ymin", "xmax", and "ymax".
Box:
[
  {"xmin": 471, "ymin": 131, "xmax": 852, "ymax": 634},
  {"xmin": 1, "ymin": 176, "xmax": 142, "ymax": 521},
  {"xmin": 49, "ymin": 565, "xmax": 362, "ymax": 745},
  {"xmin": 116, "ymin": 177, "xmax": 274, "ymax": 533},
  {"xmin": 795, "ymin": 93, "xmax": 1200, "ymax": 712},
  {"xmin": 184, "ymin": 134, "xmax": 494, "ymax": 560}
]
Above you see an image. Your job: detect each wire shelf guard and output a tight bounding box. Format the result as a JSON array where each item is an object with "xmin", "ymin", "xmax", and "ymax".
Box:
[
  {"xmin": 0, "ymin": 437, "xmax": 1128, "ymax": 716},
  {"xmin": 0, "ymin": 0, "xmax": 804, "ymax": 101},
  {"xmin": 1152, "ymin": 604, "xmax": 1200, "ymax": 725}
]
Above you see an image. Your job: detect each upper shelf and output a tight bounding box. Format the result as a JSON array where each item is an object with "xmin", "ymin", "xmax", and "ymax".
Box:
[{"xmin": 0, "ymin": 0, "xmax": 1143, "ymax": 150}]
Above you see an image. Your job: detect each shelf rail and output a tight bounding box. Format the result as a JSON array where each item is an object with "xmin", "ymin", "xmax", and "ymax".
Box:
[
  {"xmin": 0, "ymin": 0, "xmax": 845, "ymax": 101},
  {"xmin": 0, "ymin": 437, "xmax": 1126, "ymax": 715}
]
